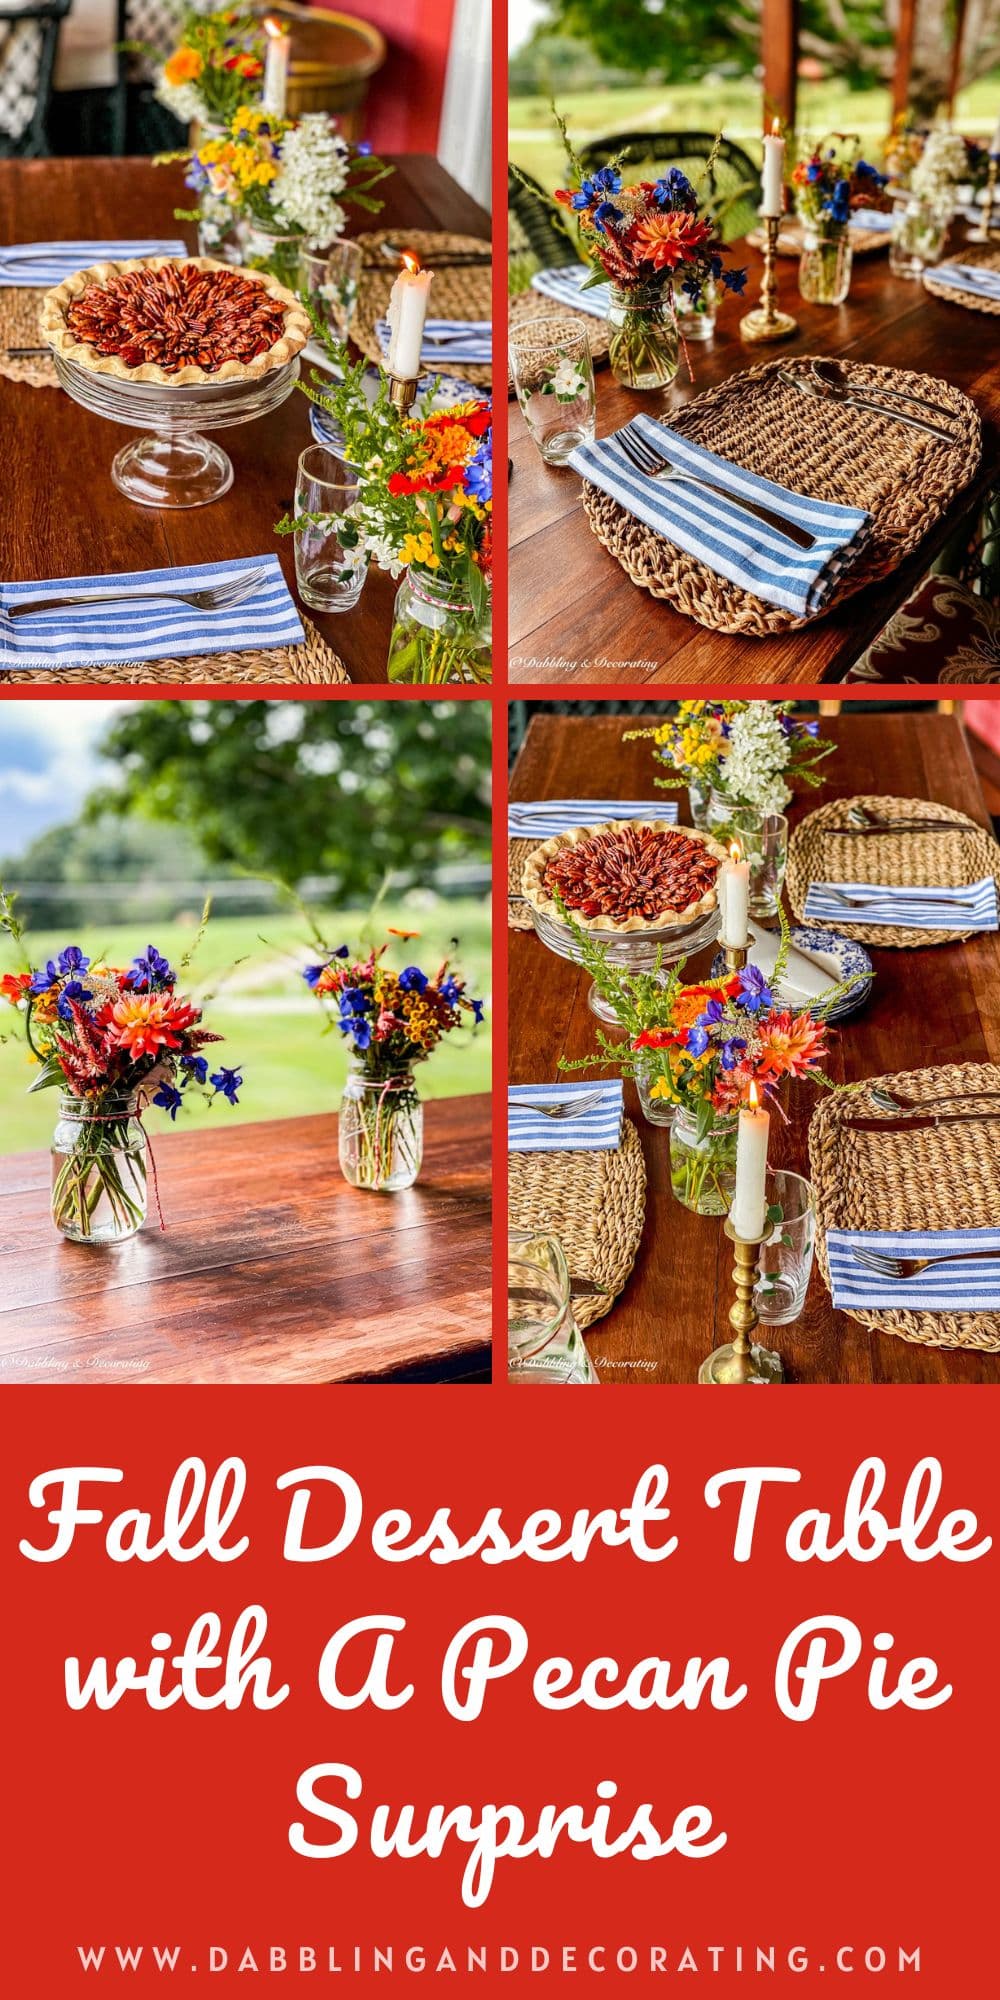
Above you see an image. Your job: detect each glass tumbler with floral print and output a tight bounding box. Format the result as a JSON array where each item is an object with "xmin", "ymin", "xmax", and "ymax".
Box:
[
  {"xmin": 509, "ymin": 316, "xmax": 595, "ymax": 466},
  {"xmin": 300, "ymin": 240, "xmax": 363, "ymax": 339}
]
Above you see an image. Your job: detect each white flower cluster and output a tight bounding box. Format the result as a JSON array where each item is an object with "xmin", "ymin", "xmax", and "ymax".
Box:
[
  {"xmin": 912, "ymin": 129, "xmax": 968, "ymax": 200},
  {"xmin": 721, "ymin": 706, "xmax": 793, "ymax": 816},
  {"xmin": 271, "ymin": 115, "xmax": 351, "ymax": 244},
  {"xmin": 156, "ymin": 75, "xmax": 204, "ymax": 125}
]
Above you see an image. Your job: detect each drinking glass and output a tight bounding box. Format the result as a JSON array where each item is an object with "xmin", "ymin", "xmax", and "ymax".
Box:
[
  {"xmin": 755, "ymin": 1171, "xmax": 815, "ymax": 1325},
  {"xmin": 300, "ymin": 241, "xmax": 363, "ymax": 340},
  {"xmin": 508, "ymin": 1229, "xmax": 598, "ymax": 1384},
  {"xmin": 293, "ymin": 445, "xmax": 366, "ymax": 612},
  {"xmin": 508, "ymin": 316, "xmax": 595, "ymax": 466},
  {"xmin": 707, "ymin": 798, "xmax": 788, "ymax": 919}
]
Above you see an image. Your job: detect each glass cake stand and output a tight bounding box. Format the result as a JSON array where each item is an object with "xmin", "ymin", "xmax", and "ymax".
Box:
[
  {"xmin": 52, "ymin": 350, "xmax": 300, "ymax": 509},
  {"xmin": 529, "ymin": 902, "xmax": 722, "ymax": 1023}
]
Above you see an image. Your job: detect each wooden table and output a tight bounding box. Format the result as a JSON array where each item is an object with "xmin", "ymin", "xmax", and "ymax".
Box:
[
  {"xmin": 508, "ymin": 711, "xmax": 1000, "ymax": 1384},
  {"xmin": 0, "ymin": 1100, "xmax": 491, "ymax": 1383},
  {"xmin": 509, "ymin": 231, "xmax": 1000, "ymax": 687},
  {"xmin": 0, "ymin": 156, "xmax": 490, "ymax": 686}
]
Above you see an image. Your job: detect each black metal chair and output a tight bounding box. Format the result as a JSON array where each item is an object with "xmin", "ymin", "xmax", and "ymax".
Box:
[
  {"xmin": 577, "ymin": 131, "xmax": 762, "ymax": 243},
  {"xmin": 115, "ymin": 0, "xmax": 186, "ymax": 155},
  {"xmin": 0, "ymin": 0, "xmax": 71, "ymax": 156},
  {"xmin": 508, "ymin": 163, "xmax": 580, "ymax": 274}
]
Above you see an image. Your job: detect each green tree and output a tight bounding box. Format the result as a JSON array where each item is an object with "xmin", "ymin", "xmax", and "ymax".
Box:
[{"xmin": 85, "ymin": 700, "xmax": 492, "ymax": 900}]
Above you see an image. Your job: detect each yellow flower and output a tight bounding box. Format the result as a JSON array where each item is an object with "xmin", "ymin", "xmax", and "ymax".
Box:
[{"xmin": 399, "ymin": 532, "xmax": 439, "ymax": 569}]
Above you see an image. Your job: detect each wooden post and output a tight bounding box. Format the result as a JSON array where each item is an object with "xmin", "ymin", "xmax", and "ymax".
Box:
[
  {"xmin": 945, "ymin": 0, "xmax": 969, "ymax": 118},
  {"xmin": 892, "ymin": 0, "xmax": 918, "ymax": 121},
  {"xmin": 762, "ymin": 0, "xmax": 799, "ymax": 129}
]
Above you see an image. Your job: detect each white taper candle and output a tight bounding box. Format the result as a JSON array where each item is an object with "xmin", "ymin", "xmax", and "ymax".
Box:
[
  {"xmin": 761, "ymin": 121, "xmax": 786, "ymax": 218},
  {"xmin": 731, "ymin": 1081, "xmax": 770, "ymax": 1242}
]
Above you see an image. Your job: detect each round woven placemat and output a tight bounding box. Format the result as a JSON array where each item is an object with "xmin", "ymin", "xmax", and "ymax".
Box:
[
  {"xmin": 810, "ymin": 1061, "xmax": 1000, "ymax": 1351},
  {"xmin": 0, "ymin": 287, "xmax": 55, "ymax": 387},
  {"xmin": 507, "ymin": 288, "xmax": 609, "ymax": 397},
  {"xmin": 582, "ymin": 355, "xmax": 981, "ymax": 636},
  {"xmin": 746, "ymin": 219, "xmax": 891, "ymax": 257},
  {"xmin": 508, "ymin": 836, "xmax": 535, "ymax": 930},
  {"xmin": 352, "ymin": 229, "xmax": 491, "ymax": 388},
  {"xmin": 786, "ymin": 794, "xmax": 999, "ymax": 946},
  {"xmin": 508, "ymin": 1117, "xmax": 647, "ymax": 1329},
  {"xmin": 923, "ymin": 242, "xmax": 1000, "ymax": 316},
  {"xmin": 0, "ymin": 614, "xmax": 349, "ymax": 686}
]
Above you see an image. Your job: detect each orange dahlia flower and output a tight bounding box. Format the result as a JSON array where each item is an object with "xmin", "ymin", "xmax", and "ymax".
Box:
[
  {"xmin": 164, "ymin": 46, "xmax": 203, "ymax": 86},
  {"xmin": 629, "ymin": 212, "xmax": 713, "ymax": 271},
  {"xmin": 101, "ymin": 991, "xmax": 200, "ymax": 1059},
  {"xmin": 755, "ymin": 1010, "xmax": 829, "ymax": 1081}
]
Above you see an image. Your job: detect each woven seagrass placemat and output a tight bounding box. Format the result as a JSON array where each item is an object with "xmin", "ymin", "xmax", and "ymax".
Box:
[
  {"xmin": 810, "ymin": 1061, "xmax": 1000, "ymax": 1351},
  {"xmin": 0, "ymin": 288, "xmax": 55, "ymax": 386},
  {"xmin": 923, "ymin": 243, "xmax": 1000, "ymax": 316},
  {"xmin": 507, "ymin": 288, "xmax": 610, "ymax": 397},
  {"xmin": 0, "ymin": 614, "xmax": 349, "ymax": 686},
  {"xmin": 508, "ymin": 1116, "xmax": 647, "ymax": 1329},
  {"xmin": 508, "ymin": 836, "xmax": 536, "ymax": 929},
  {"xmin": 746, "ymin": 218, "xmax": 891, "ymax": 257},
  {"xmin": 582, "ymin": 355, "xmax": 981, "ymax": 637},
  {"xmin": 352, "ymin": 229, "xmax": 491, "ymax": 388},
  {"xmin": 786, "ymin": 794, "xmax": 1000, "ymax": 946}
]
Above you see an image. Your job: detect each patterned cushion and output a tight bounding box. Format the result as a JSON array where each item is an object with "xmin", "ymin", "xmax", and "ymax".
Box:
[
  {"xmin": 0, "ymin": 19, "xmax": 45, "ymax": 145},
  {"xmin": 847, "ymin": 575, "xmax": 1000, "ymax": 684},
  {"xmin": 124, "ymin": 0, "xmax": 185, "ymax": 83}
]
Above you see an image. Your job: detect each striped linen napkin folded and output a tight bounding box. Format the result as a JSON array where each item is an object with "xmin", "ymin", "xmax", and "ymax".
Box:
[
  {"xmin": 804, "ymin": 876, "xmax": 998, "ymax": 931},
  {"xmin": 529, "ymin": 263, "xmax": 611, "ymax": 319},
  {"xmin": 0, "ymin": 240, "xmax": 188, "ymax": 287},
  {"xmin": 509, "ymin": 798, "xmax": 678, "ymax": 838},
  {"xmin": 0, "ymin": 556, "xmax": 304, "ymax": 672},
  {"xmin": 827, "ymin": 1227, "xmax": 1000, "ymax": 1312},
  {"xmin": 849, "ymin": 208, "xmax": 894, "ymax": 232},
  {"xmin": 927, "ymin": 261, "xmax": 1000, "ymax": 302},
  {"xmin": 508, "ymin": 1082, "xmax": 623, "ymax": 1154},
  {"xmin": 376, "ymin": 318, "xmax": 492, "ymax": 366},
  {"xmin": 568, "ymin": 413, "xmax": 872, "ymax": 619}
]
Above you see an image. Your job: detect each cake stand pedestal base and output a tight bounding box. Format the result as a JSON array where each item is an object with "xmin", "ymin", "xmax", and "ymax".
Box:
[{"xmin": 111, "ymin": 433, "xmax": 234, "ymax": 509}]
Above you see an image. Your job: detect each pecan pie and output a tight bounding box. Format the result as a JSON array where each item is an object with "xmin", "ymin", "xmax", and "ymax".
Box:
[
  {"xmin": 521, "ymin": 821, "xmax": 729, "ymax": 933},
  {"xmin": 41, "ymin": 257, "xmax": 311, "ymax": 386}
]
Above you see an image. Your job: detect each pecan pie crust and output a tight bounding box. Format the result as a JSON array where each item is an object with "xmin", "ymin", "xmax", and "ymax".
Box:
[
  {"xmin": 521, "ymin": 820, "xmax": 729, "ymax": 933},
  {"xmin": 41, "ymin": 256, "xmax": 311, "ymax": 386}
]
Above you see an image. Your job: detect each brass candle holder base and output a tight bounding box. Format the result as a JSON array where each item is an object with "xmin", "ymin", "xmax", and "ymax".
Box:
[
  {"xmin": 698, "ymin": 1219, "xmax": 784, "ymax": 1385},
  {"xmin": 388, "ymin": 374, "xmax": 418, "ymax": 413},
  {"xmin": 740, "ymin": 216, "xmax": 798, "ymax": 344},
  {"xmin": 968, "ymin": 157, "xmax": 998, "ymax": 243},
  {"xmin": 723, "ymin": 941, "xmax": 749, "ymax": 974}
]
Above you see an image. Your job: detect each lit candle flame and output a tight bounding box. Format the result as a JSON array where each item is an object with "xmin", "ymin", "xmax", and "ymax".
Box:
[
  {"xmin": 748, "ymin": 1080, "xmax": 760, "ymax": 1111},
  {"xmin": 401, "ymin": 251, "xmax": 421, "ymax": 274},
  {"xmin": 729, "ymin": 838, "xmax": 744, "ymax": 863},
  {"xmin": 770, "ymin": 116, "xmax": 781, "ymax": 136},
  {"xmin": 262, "ymin": 15, "xmax": 288, "ymax": 38}
]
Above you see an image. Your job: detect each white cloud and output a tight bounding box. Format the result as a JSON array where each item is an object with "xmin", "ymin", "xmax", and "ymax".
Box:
[
  {"xmin": 510, "ymin": 0, "xmax": 549, "ymax": 54},
  {"xmin": 0, "ymin": 700, "xmax": 127, "ymax": 854}
]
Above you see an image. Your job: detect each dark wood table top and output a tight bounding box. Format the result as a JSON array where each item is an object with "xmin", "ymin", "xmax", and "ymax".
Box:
[
  {"xmin": 0, "ymin": 1098, "xmax": 491, "ymax": 1384},
  {"xmin": 0, "ymin": 156, "xmax": 490, "ymax": 687},
  {"xmin": 509, "ymin": 229, "xmax": 1000, "ymax": 687},
  {"xmin": 508, "ymin": 710, "xmax": 1000, "ymax": 1384}
]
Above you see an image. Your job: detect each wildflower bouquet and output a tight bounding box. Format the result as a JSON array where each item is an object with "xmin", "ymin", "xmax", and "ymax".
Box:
[
  {"xmin": 548, "ymin": 113, "xmax": 747, "ymax": 389},
  {"xmin": 279, "ymin": 341, "xmax": 492, "ymax": 683},
  {"xmin": 627, "ymin": 701, "xmax": 833, "ymax": 819},
  {"xmin": 791, "ymin": 135, "xmax": 889, "ymax": 233},
  {"xmin": 303, "ymin": 933, "xmax": 484, "ymax": 1191},
  {"xmin": 0, "ymin": 894, "xmax": 243, "ymax": 1244},
  {"xmin": 153, "ymin": 7, "xmax": 264, "ymax": 130}
]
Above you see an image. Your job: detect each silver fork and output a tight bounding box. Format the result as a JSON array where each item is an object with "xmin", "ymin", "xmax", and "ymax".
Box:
[
  {"xmin": 614, "ymin": 423, "xmax": 816, "ymax": 550},
  {"xmin": 869, "ymin": 1085, "xmax": 1000, "ymax": 1116},
  {"xmin": 850, "ymin": 1245, "xmax": 1000, "ymax": 1281},
  {"xmin": 510, "ymin": 1090, "xmax": 606, "ymax": 1121},
  {"xmin": 822, "ymin": 886, "xmax": 976, "ymax": 912},
  {"xmin": 4, "ymin": 570, "xmax": 268, "ymax": 621}
]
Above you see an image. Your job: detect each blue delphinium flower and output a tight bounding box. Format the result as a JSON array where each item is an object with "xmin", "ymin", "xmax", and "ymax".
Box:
[
  {"xmin": 180, "ymin": 1053, "xmax": 209, "ymax": 1086},
  {"xmin": 720, "ymin": 1037, "xmax": 747, "ymax": 1070},
  {"xmin": 681, "ymin": 273, "xmax": 703, "ymax": 302},
  {"xmin": 654, "ymin": 168, "xmax": 696, "ymax": 211},
  {"xmin": 825, "ymin": 179, "xmax": 852, "ymax": 225},
  {"xmin": 806, "ymin": 160, "xmax": 823, "ymax": 183},
  {"xmin": 471, "ymin": 997, "xmax": 485, "ymax": 1024},
  {"xmin": 738, "ymin": 965, "xmax": 773, "ymax": 1013},
  {"xmin": 356, "ymin": 141, "xmax": 373, "ymax": 156},
  {"xmin": 464, "ymin": 438, "xmax": 492, "ymax": 505},
  {"xmin": 697, "ymin": 998, "xmax": 725, "ymax": 1028},
  {"xmin": 126, "ymin": 944, "xmax": 174, "ymax": 991},
  {"xmin": 210, "ymin": 1066, "xmax": 243, "ymax": 1105},
  {"xmin": 57, "ymin": 945, "xmax": 90, "ymax": 976},
  {"xmin": 302, "ymin": 963, "xmax": 327, "ymax": 988},
  {"xmin": 153, "ymin": 1083, "xmax": 184, "ymax": 1121},
  {"xmin": 687, "ymin": 1025, "xmax": 710, "ymax": 1058},
  {"xmin": 29, "ymin": 959, "xmax": 59, "ymax": 995},
  {"xmin": 857, "ymin": 159, "xmax": 887, "ymax": 186},
  {"xmin": 341, "ymin": 985, "xmax": 371, "ymax": 1014},
  {"xmin": 439, "ymin": 975, "xmax": 462, "ymax": 1006},
  {"xmin": 709, "ymin": 253, "xmax": 724, "ymax": 280},
  {"xmin": 721, "ymin": 266, "xmax": 748, "ymax": 294},
  {"xmin": 399, "ymin": 966, "xmax": 428, "ymax": 994},
  {"xmin": 341, "ymin": 1011, "xmax": 372, "ymax": 1050},
  {"xmin": 57, "ymin": 979, "xmax": 94, "ymax": 1020},
  {"xmin": 592, "ymin": 200, "xmax": 624, "ymax": 232}
]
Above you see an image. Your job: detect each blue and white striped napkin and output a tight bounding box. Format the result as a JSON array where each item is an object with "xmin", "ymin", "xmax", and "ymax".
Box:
[
  {"xmin": 827, "ymin": 1226, "xmax": 1000, "ymax": 1312},
  {"xmin": 849, "ymin": 208, "xmax": 894, "ymax": 233},
  {"xmin": 530, "ymin": 263, "xmax": 611, "ymax": 319},
  {"xmin": 568, "ymin": 413, "xmax": 872, "ymax": 619},
  {"xmin": 508, "ymin": 1082, "xmax": 624, "ymax": 1154},
  {"xmin": 804, "ymin": 877, "xmax": 998, "ymax": 931},
  {"xmin": 509, "ymin": 798, "xmax": 678, "ymax": 838},
  {"xmin": 376, "ymin": 318, "xmax": 492, "ymax": 366},
  {"xmin": 927, "ymin": 261, "xmax": 1000, "ymax": 302},
  {"xmin": 0, "ymin": 240, "xmax": 188, "ymax": 287},
  {"xmin": 0, "ymin": 557, "xmax": 304, "ymax": 671}
]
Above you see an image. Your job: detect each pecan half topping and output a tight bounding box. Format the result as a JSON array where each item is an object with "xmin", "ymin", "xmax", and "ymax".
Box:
[
  {"xmin": 65, "ymin": 263, "xmax": 287, "ymax": 374},
  {"xmin": 543, "ymin": 826, "xmax": 719, "ymax": 924}
]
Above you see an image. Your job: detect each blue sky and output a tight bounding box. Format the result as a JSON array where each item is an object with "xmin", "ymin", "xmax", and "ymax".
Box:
[{"xmin": 0, "ymin": 701, "xmax": 124, "ymax": 858}]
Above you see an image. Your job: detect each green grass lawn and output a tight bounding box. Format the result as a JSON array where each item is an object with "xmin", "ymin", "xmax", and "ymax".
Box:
[
  {"xmin": 509, "ymin": 74, "xmax": 1000, "ymax": 198},
  {"xmin": 0, "ymin": 899, "xmax": 491, "ymax": 1153}
]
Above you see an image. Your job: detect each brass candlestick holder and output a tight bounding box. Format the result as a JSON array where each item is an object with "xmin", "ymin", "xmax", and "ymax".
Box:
[
  {"xmin": 740, "ymin": 215, "xmax": 798, "ymax": 344},
  {"xmin": 388, "ymin": 374, "xmax": 418, "ymax": 413},
  {"xmin": 723, "ymin": 940, "xmax": 749, "ymax": 974},
  {"xmin": 968, "ymin": 156, "xmax": 999, "ymax": 243},
  {"xmin": 698, "ymin": 1218, "xmax": 785, "ymax": 1385}
]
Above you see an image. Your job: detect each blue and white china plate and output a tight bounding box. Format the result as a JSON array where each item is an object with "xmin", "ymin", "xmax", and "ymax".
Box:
[
  {"xmin": 711, "ymin": 924, "xmax": 874, "ymax": 1023},
  {"xmin": 307, "ymin": 364, "xmax": 480, "ymax": 450}
]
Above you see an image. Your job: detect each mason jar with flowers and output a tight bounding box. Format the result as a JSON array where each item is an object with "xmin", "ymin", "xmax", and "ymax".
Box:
[
  {"xmin": 791, "ymin": 138, "xmax": 888, "ymax": 305},
  {"xmin": 303, "ymin": 933, "xmax": 485, "ymax": 1192},
  {"xmin": 626, "ymin": 700, "xmax": 833, "ymax": 833},
  {"xmin": 152, "ymin": 7, "xmax": 265, "ymax": 137},
  {"xmin": 889, "ymin": 128, "xmax": 967, "ymax": 278}
]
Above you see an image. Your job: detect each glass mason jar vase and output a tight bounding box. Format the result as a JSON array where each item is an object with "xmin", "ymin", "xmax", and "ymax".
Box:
[
  {"xmin": 889, "ymin": 194, "xmax": 952, "ymax": 278},
  {"xmin": 339, "ymin": 1067, "xmax": 423, "ymax": 1192},
  {"xmin": 687, "ymin": 774, "xmax": 712, "ymax": 829},
  {"xmin": 51, "ymin": 1092, "xmax": 147, "ymax": 1244},
  {"xmin": 387, "ymin": 570, "xmax": 492, "ymax": 685},
  {"xmin": 669, "ymin": 1105, "xmax": 737, "ymax": 1216},
  {"xmin": 798, "ymin": 225, "xmax": 853, "ymax": 306},
  {"xmin": 606, "ymin": 282, "xmax": 680, "ymax": 390},
  {"xmin": 240, "ymin": 221, "xmax": 307, "ymax": 294},
  {"xmin": 674, "ymin": 277, "xmax": 717, "ymax": 342},
  {"xmin": 635, "ymin": 1063, "xmax": 675, "ymax": 1128},
  {"xmin": 508, "ymin": 1229, "xmax": 598, "ymax": 1384}
]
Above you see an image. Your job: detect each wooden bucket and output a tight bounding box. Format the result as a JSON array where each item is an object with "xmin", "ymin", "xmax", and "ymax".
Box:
[{"xmin": 263, "ymin": 4, "xmax": 387, "ymax": 140}]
